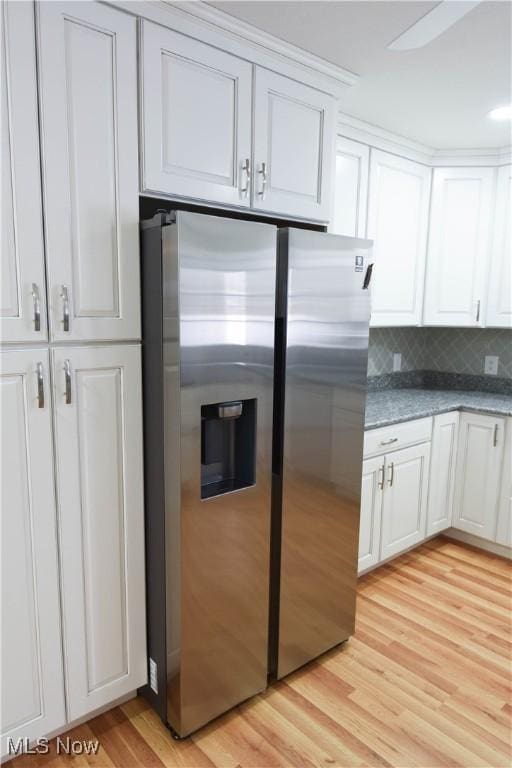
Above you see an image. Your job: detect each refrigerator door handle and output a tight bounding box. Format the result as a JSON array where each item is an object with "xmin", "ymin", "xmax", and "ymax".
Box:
[{"xmin": 362, "ymin": 263, "xmax": 374, "ymax": 289}]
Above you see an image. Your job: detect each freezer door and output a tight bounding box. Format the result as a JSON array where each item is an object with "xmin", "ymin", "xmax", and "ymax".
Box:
[
  {"xmin": 163, "ymin": 212, "xmax": 277, "ymax": 736},
  {"xmin": 276, "ymin": 228, "xmax": 372, "ymax": 679}
]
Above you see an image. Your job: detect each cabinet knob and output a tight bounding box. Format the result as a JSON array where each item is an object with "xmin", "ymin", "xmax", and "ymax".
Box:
[
  {"xmin": 257, "ymin": 161, "xmax": 267, "ymax": 199},
  {"xmin": 240, "ymin": 158, "xmax": 251, "ymax": 197},
  {"xmin": 36, "ymin": 362, "xmax": 45, "ymax": 409},
  {"xmin": 60, "ymin": 285, "xmax": 70, "ymax": 332},
  {"xmin": 380, "ymin": 437, "xmax": 398, "ymax": 446},
  {"xmin": 31, "ymin": 283, "xmax": 41, "ymax": 332},
  {"xmin": 64, "ymin": 359, "xmax": 72, "ymax": 405}
]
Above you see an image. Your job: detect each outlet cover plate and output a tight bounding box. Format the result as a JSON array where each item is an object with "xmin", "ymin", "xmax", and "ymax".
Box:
[{"xmin": 484, "ymin": 355, "xmax": 499, "ymax": 376}]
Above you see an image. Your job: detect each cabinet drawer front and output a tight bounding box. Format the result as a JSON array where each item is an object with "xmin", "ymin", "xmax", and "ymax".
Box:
[
  {"xmin": 52, "ymin": 345, "xmax": 146, "ymax": 720},
  {"xmin": 364, "ymin": 417, "xmax": 432, "ymax": 458},
  {"xmin": 141, "ymin": 20, "xmax": 252, "ymax": 207}
]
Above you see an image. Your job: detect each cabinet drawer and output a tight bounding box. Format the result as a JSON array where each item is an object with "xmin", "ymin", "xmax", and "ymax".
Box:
[{"xmin": 364, "ymin": 417, "xmax": 432, "ymax": 458}]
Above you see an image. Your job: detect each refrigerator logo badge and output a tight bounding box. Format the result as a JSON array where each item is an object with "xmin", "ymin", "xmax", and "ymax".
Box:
[{"xmin": 355, "ymin": 255, "xmax": 364, "ymax": 272}]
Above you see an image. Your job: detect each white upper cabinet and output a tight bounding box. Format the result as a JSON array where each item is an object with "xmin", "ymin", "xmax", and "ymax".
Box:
[
  {"xmin": 367, "ymin": 150, "xmax": 431, "ymax": 326},
  {"xmin": 37, "ymin": 2, "xmax": 140, "ymax": 343},
  {"xmin": 453, "ymin": 412, "xmax": 505, "ymax": 541},
  {"xmin": 486, "ymin": 165, "xmax": 512, "ymax": 328},
  {"xmin": 141, "ymin": 20, "xmax": 253, "ymax": 207},
  {"xmin": 330, "ymin": 137, "xmax": 369, "ymax": 237},
  {"xmin": 253, "ymin": 68, "xmax": 335, "ymax": 221},
  {"xmin": 1, "ymin": 350, "xmax": 66, "ymax": 756},
  {"xmin": 1, "ymin": 2, "xmax": 47, "ymax": 343},
  {"xmin": 52, "ymin": 345, "xmax": 146, "ymax": 720},
  {"xmin": 423, "ymin": 167, "xmax": 494, "ymax": 327}
]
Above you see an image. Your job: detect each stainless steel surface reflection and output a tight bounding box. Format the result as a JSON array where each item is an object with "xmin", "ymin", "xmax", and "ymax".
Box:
[
  {"xmin": 276, "ymin": 229, "xmax": 372, "ymax": 679},
  {"xmin": 163, "ymin": 212, "xmax": 276, "ymax": 736}
]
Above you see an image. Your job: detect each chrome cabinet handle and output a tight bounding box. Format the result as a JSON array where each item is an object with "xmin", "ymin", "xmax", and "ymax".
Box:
[
  {"xmin": 240, "ymin": 158, "xmax": 251, "ymax": 197},
  {"xmin": 378, "ymin": 464, "xmax": 385, "ymax": 490},
  {"xmin": 380, "ymin": 437, "xmax": 398, "ymax": 446},
  {"xmin": 36, "ymin": 362, "xmax": 44, "ymax": 409},
  {"xmin": 388, "ymin": 462, "xmax": 394, "ymax": 487},
  {"xmin": 64, "ymin": 359, "xmax": 72, "ymax": 404},
  {"xmin": 31, "ymin": 283, "xmax": 41, "ymax": 331},
  {"xmin": 60, "ymin": 285, "xmax": 70, "ymax": 332},
  {"xmin": 493, "ymin": 424, "xmax": 499, "ymax": 447},
  {"xmin": 257, "ymin": 161, "xmax": 267, "ymax": 198},
  {"xmin": 476, "ymin": 299, "xmax": 481, "ymax": 323}
]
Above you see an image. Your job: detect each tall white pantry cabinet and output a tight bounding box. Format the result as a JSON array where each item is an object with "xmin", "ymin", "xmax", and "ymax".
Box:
[{"xmin": 1, "ymin": 1, "xmax": 146, "ymax": 755}]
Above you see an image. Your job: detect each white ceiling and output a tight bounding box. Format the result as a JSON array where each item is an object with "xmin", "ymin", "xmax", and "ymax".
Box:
[{"xmin": 206, "ymin": 0, "xmax": 512, "ymax": 149}]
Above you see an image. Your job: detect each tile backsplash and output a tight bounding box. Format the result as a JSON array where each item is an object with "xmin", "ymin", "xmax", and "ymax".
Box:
[{"xmin": 368, "ymin": 327, "xmax": 512, "ymax": 379}]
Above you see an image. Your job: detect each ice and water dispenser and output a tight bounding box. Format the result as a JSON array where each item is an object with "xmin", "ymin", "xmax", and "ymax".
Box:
[{"xmin": 201, "ymin": 399, "xmax": 257, "ymax": 499}]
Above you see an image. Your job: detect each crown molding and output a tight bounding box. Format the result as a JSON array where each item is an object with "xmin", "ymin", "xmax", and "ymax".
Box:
[
  {"xmin": 106, "ymin": 0, "xmax": 357, "ymax": 97},
  {"xmin": 174, "ymin": 2, "xmax": 359, "ymax": 89},
  {"xmin": 337, "ymin": 112, "xmax": 432, "ymax": 164},
  {"xmin": 337, "ymin": 111, "xmax": 512, "ymax": 167}
]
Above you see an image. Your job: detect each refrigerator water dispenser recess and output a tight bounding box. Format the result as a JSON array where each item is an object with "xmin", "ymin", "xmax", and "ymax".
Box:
[{"xmin": 201, "ymin": 399, "xmax": 257, "ymax": 499}]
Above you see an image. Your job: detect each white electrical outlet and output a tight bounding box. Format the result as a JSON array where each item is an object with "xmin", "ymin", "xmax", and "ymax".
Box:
[
  {"xmin": 149, "ymin": 657, "xmax": 158, "ymax": 694},
  {"xmin": 484, "ymin": 356, "xmax": 499, "ymax": 376},
  {"xmin": 393, "ymin": 353, "xmax": 402, "ymax": 372}
]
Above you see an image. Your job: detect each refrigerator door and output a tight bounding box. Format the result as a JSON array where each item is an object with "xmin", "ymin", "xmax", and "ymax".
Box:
[
  {"xmin": 163, "ymin": 212, "xmax": 277, "ymax": 736},
  {"xmin": 274, "ymin": 228, "xmax": 372, "ymax": 679}
]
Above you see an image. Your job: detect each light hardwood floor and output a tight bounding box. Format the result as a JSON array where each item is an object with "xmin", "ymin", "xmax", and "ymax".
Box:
[{"xmin": 12, "ymin": 537, "xmax": 512, "ymax": 768}]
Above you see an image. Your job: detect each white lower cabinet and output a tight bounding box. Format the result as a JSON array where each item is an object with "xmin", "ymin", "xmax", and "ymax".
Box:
[
  {"xmin": 52, "ymin": 345, "xmax": 147, "ymax": 720},
  {"xmin": 426, "ymin": 412, "xmax": 459, "ymax": 535},
  {"xmin": 1, "ymin": 350, "xmax": 66, "ymax": 756},
  {"xmin": 359, "ymin": 457, "xmax": 384, "ymax": 571},
  {"xmin": 452, "ymin": 412, "xmax": 505, "ymax": 541},
  {"xmin": 495, "ymin": 418, "xmax": 512, "ymax": 547},
  {"xmin": 380, "ymin": 442, "xmax": 430, "ymax": 560}
]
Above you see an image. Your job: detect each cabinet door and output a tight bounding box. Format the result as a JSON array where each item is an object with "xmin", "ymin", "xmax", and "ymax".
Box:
[
  {"xmin": 330, "ymin": 137, "xmax": 369, "ymax": 237},
  {"xmin": 426, "ymin": 412, "xmax": 459, "ymax": 535},
  {"xmin": 359, "ymin": 457, "xmax": 384, "ymax": 572},
  {"xmin": 381, "ymin": 443, "xmax": 430, "ymax": 560},
  {"xmin": 423, "ymin": 167, "xmax": 494, "ymax": 327},
  {"xmin": 495, "ymin": 418, "xmax": 512, "ymax": 547},
  {"xmin": 486, "ymin": 165, "xmax": 512, "ymax": 328},
  {"xmin": 52, "ymin": 345, "xmax": 146, "ymax": 720},
  {"xmin": 253, "ymin": 67, "xmax": 335, "ymax": 221},
  {"xmin": 141, "ymin": 20, "xmax": 252, "ymax": 207},
  {"xmin": 453, "ymin": 412, "xmax": 504, "ymax": 540},
  {"xmin": 37, "ymin": 2, "xmax": 140, "ymax": 342},
  {"xmin": 1, "ymin": 350, "xmax": 65, "ymax": 756},
  {"xmin": 367, "ymin": 150, "xmax": 431, "ymax": 326},
  {"xmin": 1, "ymin": 2, "xmax": 47, "ymax": 343}
]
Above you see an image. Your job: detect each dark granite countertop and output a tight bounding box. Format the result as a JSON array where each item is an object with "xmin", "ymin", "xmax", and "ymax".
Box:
[{"xmin": 365, "ymin": 388, "xmax": 512, "ymax": 430}]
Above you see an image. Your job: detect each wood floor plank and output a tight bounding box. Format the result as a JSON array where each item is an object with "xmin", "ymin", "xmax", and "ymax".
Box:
[{"xmin": 9, "ymin": 539, "xmax": 512, "ymax": 768}]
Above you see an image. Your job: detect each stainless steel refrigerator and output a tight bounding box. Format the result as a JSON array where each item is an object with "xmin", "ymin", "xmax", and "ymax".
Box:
[
  {"xmin": 141, "ymin": 211, "xmax": 277, "ymax": 737},
  {"xmin": 141, "ymin": 211, "xmax": 372, "ymax": 736},
  {"xmin": 269, "ymin": 228, "xmax": 373, "ymax": 680}
]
